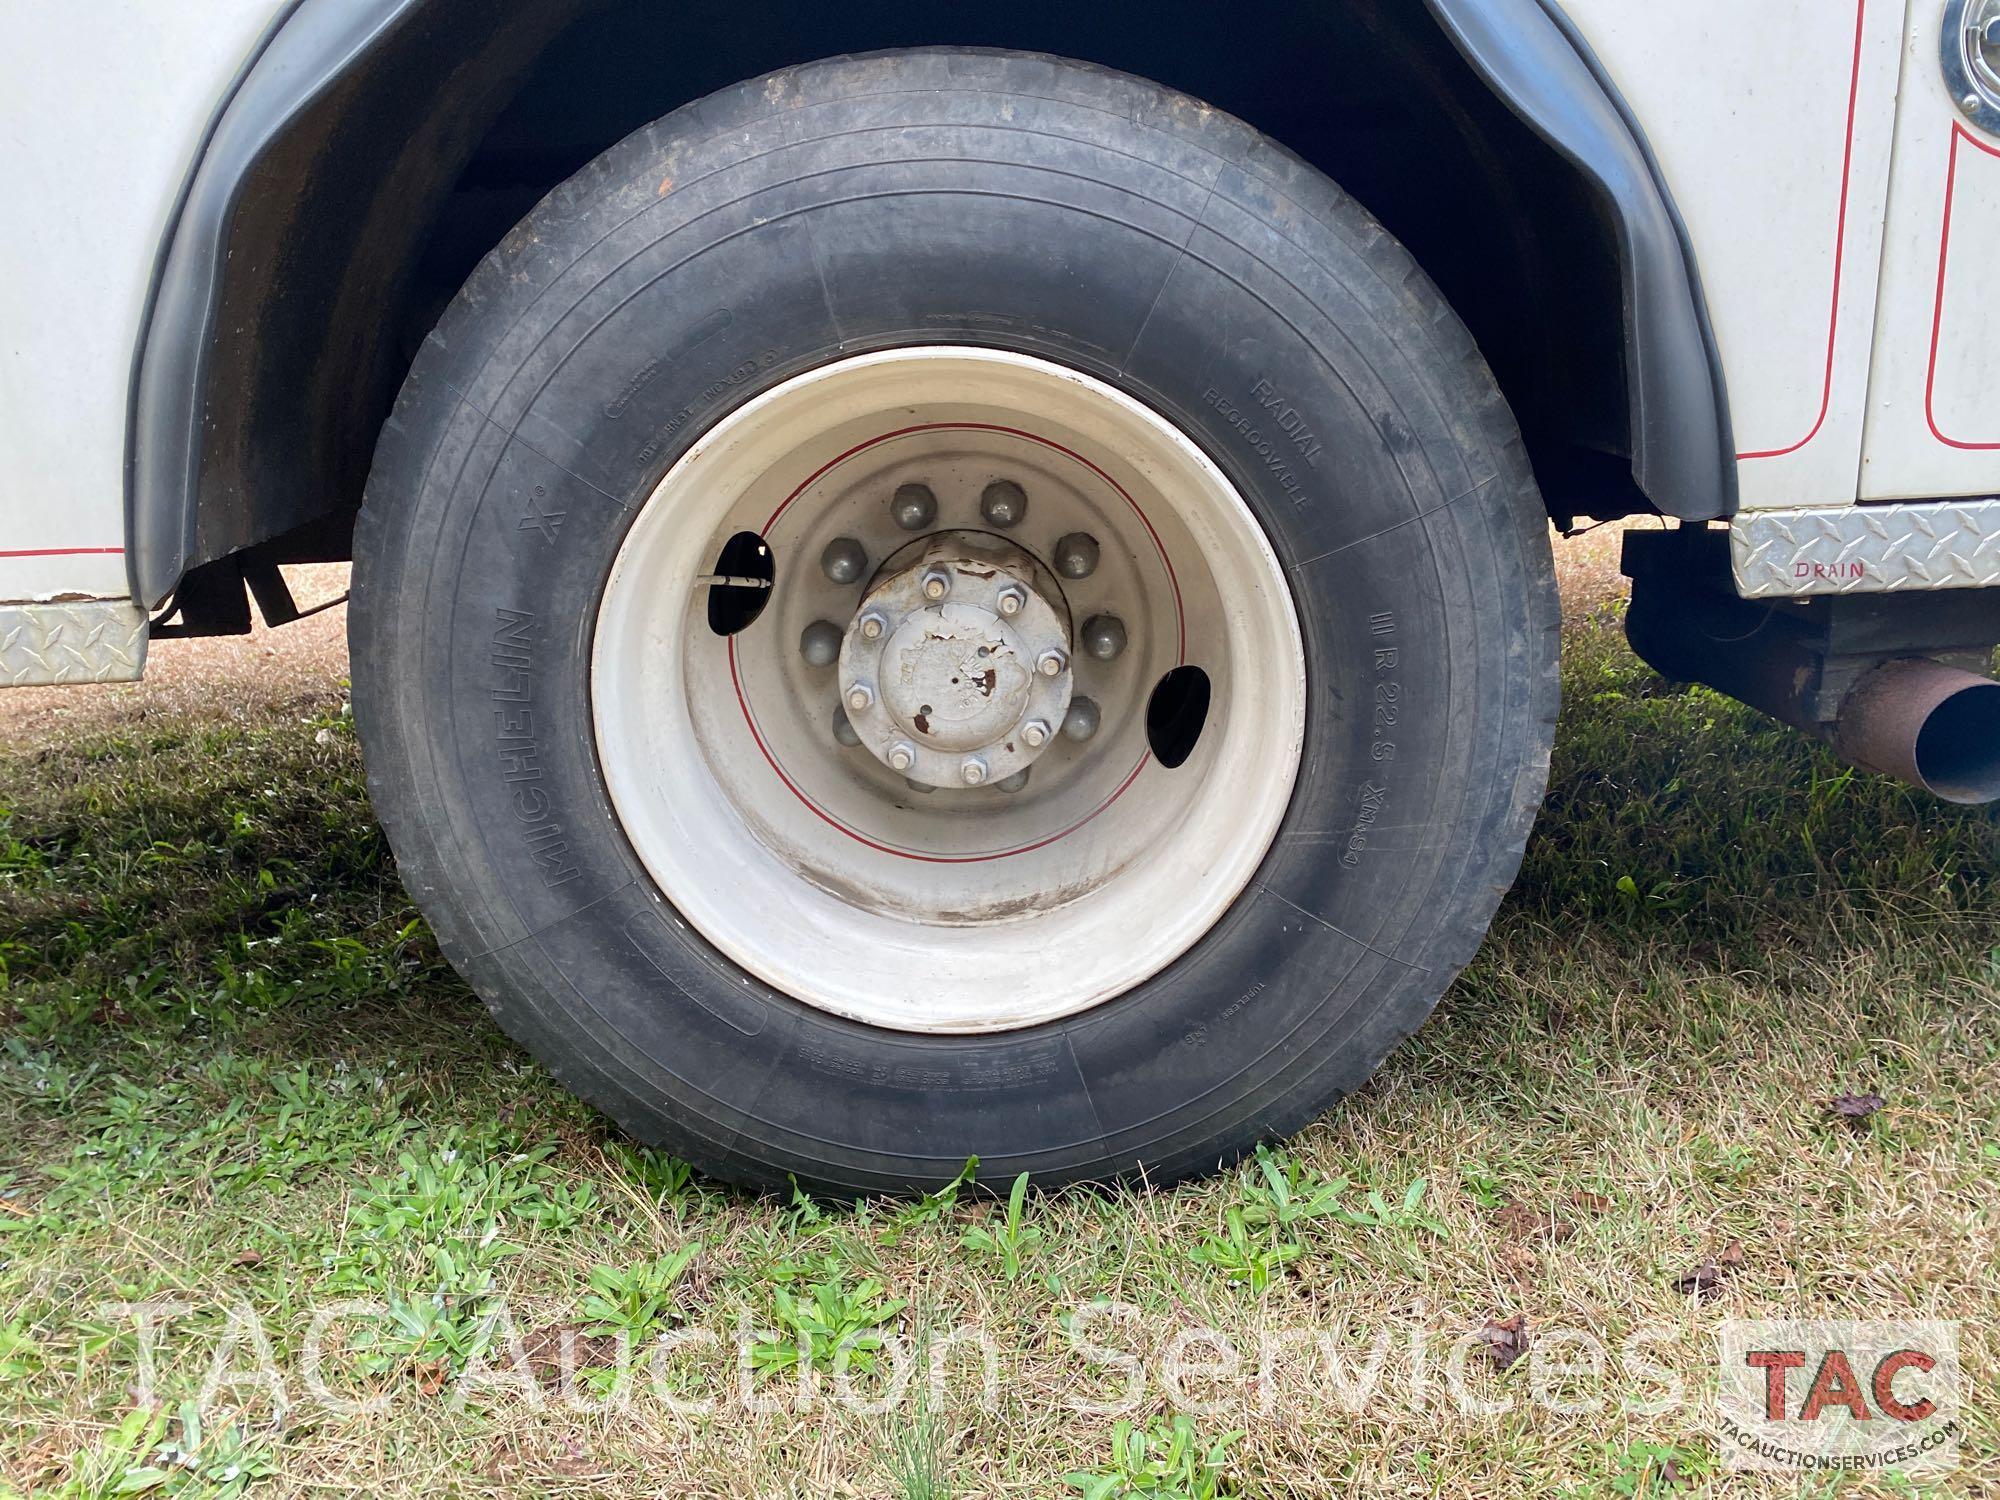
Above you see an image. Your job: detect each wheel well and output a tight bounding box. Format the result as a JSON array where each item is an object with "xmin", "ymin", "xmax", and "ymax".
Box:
[{"xmin": 155, "ymin": 0, "xmax": 1649, "ymax": 614}]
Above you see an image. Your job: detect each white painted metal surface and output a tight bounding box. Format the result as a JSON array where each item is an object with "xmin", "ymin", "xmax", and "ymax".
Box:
[
  {"xmin": 0, "ymin": 0, "xmax": 1995, "ymax": 637},
  {"xmin": 0, "ymin": 0, "xmax": 283, "ymax": 603},
  {"xmin": 592, "ymin": 349, "xmax": 1306, "ymax": 1032},
  {"xmin": 1560, "ymin": 0, "xmax": 1909, "ymax": 511},
  {"xmin": 1859, "ymin": 2, "xmax": 2000, "ymax": 497}
]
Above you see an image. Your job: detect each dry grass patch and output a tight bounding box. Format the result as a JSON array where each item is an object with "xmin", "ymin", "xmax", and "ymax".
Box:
[{"xmin": 0, "ymin": 546, "xmax": 1994, "ymax": 1497}]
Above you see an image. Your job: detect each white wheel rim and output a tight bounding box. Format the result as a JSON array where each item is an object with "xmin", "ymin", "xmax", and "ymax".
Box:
[{"xmin": 592, "ymin": 348, "xmax": 1305, "ymax": 1033}]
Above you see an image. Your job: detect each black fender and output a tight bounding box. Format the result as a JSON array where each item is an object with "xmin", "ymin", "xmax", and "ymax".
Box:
[
  {"xmin": 1424, "ymin": 0, "xmax": 1737, "ymax": 521},
  {"xmin": 128, "ymin": 0, "xmax": 416, "ymax": 610},
  {"xmin": 129, "ymin": 0, "xmax": 1737, "ymax": 609}
]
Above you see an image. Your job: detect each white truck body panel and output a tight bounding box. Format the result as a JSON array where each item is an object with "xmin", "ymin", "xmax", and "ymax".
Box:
[
  {"xmin": 0, "ymin": 0, "xmax": 279, "ymax": 603},
  {"xmin": 0, "ymin": 0, "xmax": 1994, "ymax": 624},
  {"xmin": 1564, "ymin": 0, "xmax": 1910, "ymax": 512},
  {"xmin": 1861, "ymin": 0, "xmax": 2000, "ymax": 496}
]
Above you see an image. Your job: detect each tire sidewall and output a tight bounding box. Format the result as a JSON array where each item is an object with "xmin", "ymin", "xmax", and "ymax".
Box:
[{"xmin": 353, "ymin": 49, "xmax": 1555, "ymax": 1192}]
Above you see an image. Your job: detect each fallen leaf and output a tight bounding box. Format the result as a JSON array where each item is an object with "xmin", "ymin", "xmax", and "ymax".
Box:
[
  {"xmin": 412, "ymin": 1359, "xmax": 449, "ymax": 1396},
  {"xmin": 1569, "ymin": 1189, "xmax": 1613, "ymax": 1216},
  {"xmin": 1672, "ymin": 1240, "xmax": 1744, "ymax": 1298},
  {"xmin": 1477, "ymin": 1313, "xmax": 1529, "ymax": 1370},
  {"xmin": 1826, "ymin": 1093, "xmax": 1885, "ymax": 1129},
  {"xmin": 231, "ymin": 1250, "xmax": 263, "ymax": 1270}
]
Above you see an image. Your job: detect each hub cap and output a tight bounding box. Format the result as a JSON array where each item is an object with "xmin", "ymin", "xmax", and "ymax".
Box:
[
  {"xmin": 592, "ymin": 348, "xmax": 1306, "ymax": 1033},
  {"xmin": 839, "ymin": 531, "xmax": 1075, "ymax": 789}
]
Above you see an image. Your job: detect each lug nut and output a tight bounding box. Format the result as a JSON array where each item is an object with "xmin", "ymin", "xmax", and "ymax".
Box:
[
  {"xmin": 996, "ymin": 583, "xmax": 1027, "ymax": 617},
  {"xmin": 995, "ymin": 768, "xmax": 1031, "ymax": 793},
  {"xmin": 890, "ymin": 482, "xmax": 938, "ymax": 531},
  {"xmin": 1022, "ymin": 718, "xmax": 1051, "ymax": 748},
  {"xmin": 859, "ymin": 612, "xmax": 887, "ymax": 641},
  {"xmin": 1063, "ymin": 696, "xmax": 1102, "ymax": 742},
  {"xmin": 832, "ymin": 707, "xmax": 861, "ymax": 748},
  {"xmin": 846, "ymin": 683, "xmax": 874, "ymax": 712},
  {"xmin": 921, "ymin": 568, "xmax": 952, "ymax": 601},
  {"xmin": 887, "ymin": 742, "xmax": 916, "ymax": 772},
  {"xmin": 1037, "ymin": 648, "xmax": 1068, "ymax": 678},
  {"xmin": 960, "ymin": 757, "xmax": 988, "ymax": 786},
  {"xmin": 1053, "ymin": 532, "xmax": 1100, "ymax": 580},
  {"xmin": 821, "ymin": 537, "xmax": 868, "ymax": 585},
  {"xmin": 1082, "ymin": 614, "xmax": 1127, "ymax": 661},
  {"xmin": 980, "ymin": 479, "xmax": 1028, "ymax": 528},
  {"xmin": 799, "ymin": 619, "xmax": 842, "ymax": 667}
]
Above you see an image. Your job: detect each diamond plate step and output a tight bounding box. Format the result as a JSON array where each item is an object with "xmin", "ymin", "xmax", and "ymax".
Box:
[
  {"xmin": 0, "ymin": 599, "xmax": 148, "ymax": 686},
  {"xmin": 1733, "ymin": 498, "xmax": 2000, "ymax": 598}
]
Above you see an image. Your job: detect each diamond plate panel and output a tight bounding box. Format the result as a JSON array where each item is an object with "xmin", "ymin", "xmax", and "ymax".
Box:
[
  {"xmin": 0, "ymin": 600, "xmax": 148, "ymax": 686},
  {"xmin": 1732, "ymin": 498, "xmax": 2000, "ymax": 598}
]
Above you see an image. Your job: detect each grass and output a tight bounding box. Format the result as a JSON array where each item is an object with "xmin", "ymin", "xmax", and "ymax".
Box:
[{"xmin": 0, "ymin": 589, "xmax": 1995, "ymax": 1496}]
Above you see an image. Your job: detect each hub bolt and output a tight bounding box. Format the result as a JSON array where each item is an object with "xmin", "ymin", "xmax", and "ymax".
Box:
[
  {"xmin": 1082, "ymin": 614, "xmax": 1128, "ymax": 661},
  {"xmin": 921, "ymin": 568, "xmax": 952, "ymax": 601},
  {"xmin": 847, "ymin": 683, "xmax": 874, "ymax": 712},
  {"xmin": 980, "ymin": 479, "xmax": 1028, "ymax": 529},
  {"xmin": 799, "ymin": 619, "xmax": 841, "ymax": 667},
  {"xmin": 1022, "ymin": 718, "xmax": 1051, "ymax": 748},
  {"xmin": 890, "ymin": 482, "xmax": 938, "ymax": 531},
  {"xmin": 887, "ymin": 742, "xmax": 916, "ymax": 772},
  {"xmin": 1063, "ymin": 696, "xmax": 1102, "ymax": 742},
  {"xmin": 996, "ymin": 583, "xmax": 1027, "ymax": 617},
  {"xmin": 1053, "ymin": 533, "xmax": 1100, "ymax": 580},
  {"xmin": 960, "ymin": 757, "xmax": 989, "ymax": 786},
  {"xmin": 1037, "ymin": 648, "xmax": 1068, "ymax": 678},
  {"xmin": 832, "ymin": 707, "xmax": 861, "ymax": 747},
  {"xmin": 859, "ymin": 612, "xmax": 887, "ymax": 641},
  {"xmin": 995, "ymin": 768, "xmax": 1031, "ymax": 793},
  {"xmin": 821, "ymin": 537, "xmax": 868, "ymax": 586}
]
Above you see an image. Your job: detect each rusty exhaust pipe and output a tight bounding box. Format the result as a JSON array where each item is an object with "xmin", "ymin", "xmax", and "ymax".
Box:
[
  {"xmin": 1832, "ymin": 658, "xmax": 2000, "ymax": 805},
  {"xmin": 1624, "ymin": 575, "xmax": 2000, "ymax": 805}
]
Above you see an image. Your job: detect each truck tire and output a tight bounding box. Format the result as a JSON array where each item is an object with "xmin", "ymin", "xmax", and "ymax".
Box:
[{"xmin": 350, "ymin": 48, "xmax": 1559, "ymax": 1195}]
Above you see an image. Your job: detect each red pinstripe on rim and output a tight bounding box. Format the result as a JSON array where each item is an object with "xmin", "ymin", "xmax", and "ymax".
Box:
[{"xmin": 727, "ymin": 420, "xmax": 1185, "ymax": 863}]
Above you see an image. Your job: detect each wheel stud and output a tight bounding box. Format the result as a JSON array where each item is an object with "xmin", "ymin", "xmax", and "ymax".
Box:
[
  {"xmin": 890, "ymin": 482, "xmax": 938, "ymax": 531},
  {"xmin": 960, "ymin": 757, "xmax": 988, "ymax": 786},
  {"xmin": 996, "ymin": 583, "xmax": 1027, "ymax": 617},
  {"xmin": 847, "ymin": 683, "xmax": 874, "ymax": 712},
  {"xmin": 1022, "ymin": 718, "xmax": 1051, "ymax": 748},
  {"xmin": 995, "ymin": 768, "xmax": 1030, "ymax": 793},
  {"xmin": 1037, "ymin": 648, "xmax": 1067, "ymax": 678},
  {"xmin": 1081, "ymin": 614, "xmax": 1127, "ymax": 661},
  {"xmin": 1062, "ymin": 696, "xmax": 1101, "ymax": 742},
  {"xmin": 887, "ymin": 742, "xmax": 916, "ymax": 772},
  {"xmin": 799, "ymin": 619, "xmax": 841, "ymax": 667},
  {"xmin": 832, "ymin": 707, "xmax": 861, "ymax": 747},
  {"xmin": 1053, "ymin": 532, "xmax": 1100, "ymax": 579},
  {"xmin": 921, "ymin": 567, "xmax": 952, "ymax": 601},
  {"xmin": 859, "ymin": 612, "xmax": 887, "ymax": 640},
  {"xmin": 821, "ymin": 537, "xmax": 868, "ymax": 585},
  {"xmin": 980, "ymin": 479, "xmax": 1028, "ymax": 528}
]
